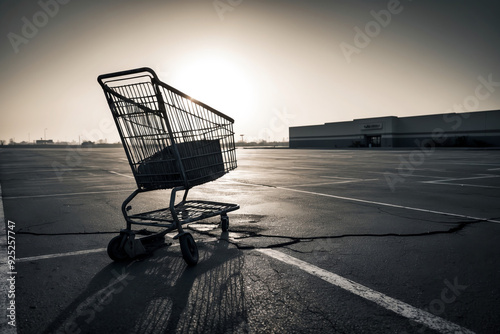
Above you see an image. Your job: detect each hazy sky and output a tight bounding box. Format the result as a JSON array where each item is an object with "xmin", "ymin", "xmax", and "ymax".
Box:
[{"xmin": 1, "ymin": 0, "xmax": 500, "ymax": 143}]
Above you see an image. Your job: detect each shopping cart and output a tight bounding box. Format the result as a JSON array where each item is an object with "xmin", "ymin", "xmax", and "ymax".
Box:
[{"xmin": 97, "ymin": 67, "xmax": 239, "ymax": 265}]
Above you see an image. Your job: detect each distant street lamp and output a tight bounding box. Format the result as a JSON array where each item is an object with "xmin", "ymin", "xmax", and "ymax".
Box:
[{"xmin": 44, "ymin": 128, "xmax": 47, "ymax": 141}]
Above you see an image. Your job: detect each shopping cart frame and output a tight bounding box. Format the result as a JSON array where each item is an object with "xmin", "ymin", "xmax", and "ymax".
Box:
[{"xmin": 98, "ymin": 67, "xmax": 239, "ymax": 265}]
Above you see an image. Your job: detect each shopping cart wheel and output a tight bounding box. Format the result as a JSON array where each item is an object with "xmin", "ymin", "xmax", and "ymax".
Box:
[
  {"xmin": 179, "ymin": 233, "xmax": 198, "ymax": 266},
  {"xmin": 107, "ymin": 235, "xmax": 130, "ymax": 261},
  {"xmin": 221, "ymin": 215, "xmax": 229, "ymax": 232}
]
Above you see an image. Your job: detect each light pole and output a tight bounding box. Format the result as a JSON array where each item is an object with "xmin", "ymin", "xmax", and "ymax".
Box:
[{"xmin": 44, "ymin": 128, "xmax": 47, "ymax": 141}]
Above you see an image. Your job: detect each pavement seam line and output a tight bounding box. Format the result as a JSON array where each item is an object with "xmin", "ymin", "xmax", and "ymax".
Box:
[{"xmin": 257, "ymin": 248, "xmax": 475, "ymax": 334}]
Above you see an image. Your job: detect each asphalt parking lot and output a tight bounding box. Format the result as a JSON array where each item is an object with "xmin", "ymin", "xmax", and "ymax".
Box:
[{"xmin": 1, "ymin": 147, "xmax": 499, "ymax": 333}]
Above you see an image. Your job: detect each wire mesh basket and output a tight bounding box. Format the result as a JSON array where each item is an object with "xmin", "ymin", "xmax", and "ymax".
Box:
[{"xmin": 98, "ymin": 67, "xmax": 237, "ymax": 190}]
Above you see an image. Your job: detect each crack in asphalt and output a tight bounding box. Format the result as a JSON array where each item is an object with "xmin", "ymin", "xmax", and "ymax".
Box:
[
  {"xmin": 15, "ymin": 217, "xmax": 494, "ymax": 253},
  {"xmin": 187, "ymin": 218, "xmax": 486, "ymax": 250}
]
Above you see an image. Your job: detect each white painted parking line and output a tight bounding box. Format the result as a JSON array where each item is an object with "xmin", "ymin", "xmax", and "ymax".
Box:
[
  {"xmin": 109, "ymin": 170, "xmax": 134, "ymax": 179},
  {"xmin": 287, "ymin": 179, "xmax": 377, "ymax": 187},
  {"xmin": 320, "ymin": 176, "xmax": 364, "ymax": 179},
  {"xmin": 422, "ymin": 174, "xmax": 500, "ymax": 183},
  {"xmin": 403, "ymin": 174, "xmax": 453, "ymax": 179},
  {"xmin": 2, "ymin": 189, "xmax": 130, "ymax": 200},
  {"xmin": 421, "ymin": 174, "xmax": 500, "ymax": 188},
  {"xmin": 278, "ymin": 186, "xmax": 500, "ymax": 224},
  {"xmin": 445, "ymin": 162, "xmax": 500, "ymax": 167},
  {"xmin": 395, "ymin": 167, "xmax": 447, "ymax": 172},
  {"xmin": 233, "ymin": 181, "xmax": 500, "ymax": 224},
  {"xmin": 282, "ymin": 166, "xmax": 328, "ymax": 171},
  {"xmin": 258, "ymin": 248, "xmax": 475, "ymax": 334},
  {"xmin": 365, "ymin": 171, "xmax": 449, "ymax": 179},
  {"xmin": 422, "ymin": 183, "xmax": 500, "ymax": 189},
  {"xmin": 16, "ymin": 248, "xmax": 107, "ymax": 263}
]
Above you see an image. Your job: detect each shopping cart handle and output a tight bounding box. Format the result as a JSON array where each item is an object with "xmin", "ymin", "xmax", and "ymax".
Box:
[
  {"xmin": 98, "ymin": 66, "xmax": 235, "ymax": 123},
  {"xmin": 97, "ymin": 67, "xmax": 158, "ymax": 87}
]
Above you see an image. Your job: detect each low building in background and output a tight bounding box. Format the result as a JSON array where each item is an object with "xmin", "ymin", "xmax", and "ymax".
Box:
[
  {"xmin": 289, "ymin": 110, "xmax": 500, "ymax": 148},
  {"xmin": 35, "ymin": 139, "xmax": 54, "ymax": 145}
]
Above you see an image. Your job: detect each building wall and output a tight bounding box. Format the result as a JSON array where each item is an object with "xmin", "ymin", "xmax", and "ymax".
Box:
[{"xmin": 289, "ymin": 110, "xmax": 500, "ymax": 148}]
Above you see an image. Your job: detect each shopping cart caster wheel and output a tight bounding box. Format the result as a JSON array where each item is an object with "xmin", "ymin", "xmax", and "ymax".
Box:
[
  {"xmin": 107, "ymin": 235, "xmax": 130, "ymax": 261},
  {"xmin": 179, "ymin": 233, "xmax": 198, "ymax": 266},
  {"xmin": 221, "ymin": 215, "xmax": 229, "ymax": 232}
]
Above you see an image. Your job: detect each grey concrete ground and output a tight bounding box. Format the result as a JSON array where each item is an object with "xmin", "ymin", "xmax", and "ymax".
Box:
[{"xmin": 0, "ymin": 147, "xmax": 499, "ymax": 333}]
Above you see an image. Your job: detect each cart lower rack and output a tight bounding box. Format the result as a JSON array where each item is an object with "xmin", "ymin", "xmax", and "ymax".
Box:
[{"xmin": 98, "ymin": 67, "xmax": 239, "ymax": 265}]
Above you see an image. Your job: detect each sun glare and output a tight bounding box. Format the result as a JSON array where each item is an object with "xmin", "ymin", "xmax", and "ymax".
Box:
[{"xmin": 171, "ymin": 54, "xmax": 254, "ymax": 122}]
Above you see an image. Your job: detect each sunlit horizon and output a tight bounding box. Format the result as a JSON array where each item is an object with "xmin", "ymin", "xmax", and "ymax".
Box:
[{"xmin": 1, "ymin": 0, "xmax": 500, "ymax": 144}]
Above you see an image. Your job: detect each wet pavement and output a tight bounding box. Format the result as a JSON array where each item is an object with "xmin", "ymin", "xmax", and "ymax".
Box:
[{"xmin": 1, "ymin": 147, "xmax": 499, "ymax": 333}]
